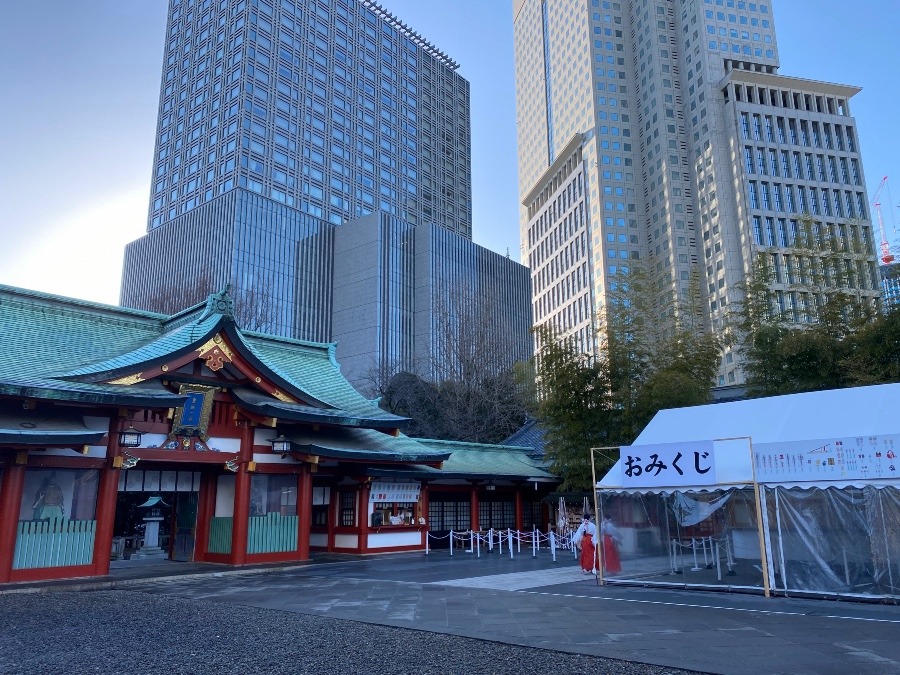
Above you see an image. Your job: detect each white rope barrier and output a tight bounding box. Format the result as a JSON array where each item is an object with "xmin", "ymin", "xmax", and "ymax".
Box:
[{"xmin": 424, "ymin": 527, "xmax": 578, "ymax": 561}]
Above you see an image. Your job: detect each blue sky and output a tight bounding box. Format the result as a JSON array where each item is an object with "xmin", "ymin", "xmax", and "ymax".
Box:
[{"xmin": 0, "ymin": 0, "xmax": 897, "ymax": 304}]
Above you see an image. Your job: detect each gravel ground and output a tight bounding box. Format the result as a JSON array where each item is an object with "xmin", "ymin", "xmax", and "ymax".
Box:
[{"xmin": 0, "ymin": 590, "xmax": 701, "ymax": 675}]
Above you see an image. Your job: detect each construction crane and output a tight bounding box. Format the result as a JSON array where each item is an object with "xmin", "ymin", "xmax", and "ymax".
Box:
[{"xmin": 873, "ymin": 175, "xmax": 895, "ymax": 265}]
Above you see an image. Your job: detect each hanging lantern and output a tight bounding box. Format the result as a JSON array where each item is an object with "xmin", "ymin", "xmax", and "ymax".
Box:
[
  {"xmin": 118, "ymin": 424, "xmax": 142, "ymax": 448},
  {"xmin": 270, "ymin": 433, "xmax": 292, "ymax": 455}
]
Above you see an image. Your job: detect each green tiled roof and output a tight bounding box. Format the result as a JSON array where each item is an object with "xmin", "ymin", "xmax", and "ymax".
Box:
[
  {"xmin": 243, "ymin": 335, "xmax": 387, "ymax": 418},
  {"xmin": 0, "ymin": 286, "xmax": 186, "ymax": 406},
  {"xmin": 414, "ymin": 439, "xmax": 558, "ymax": 480},
  {"xmin": 0, "ymin": 285, "xmax": 559, "ymax": 480},
  {"xmin": 0, "ymin": 376, "xmax": 187, "ymax": 407},
  {"xmin": 285, "ymin": 427, "xmax": 450, "ymax": 463},
  {"xmin": 60, "ymin": 314, "xmax": 226, "ymax": 381},
  {"xmin": 0, "ymin": 285, "xmax": 397, "ymax": 422},
  {"xmin": 231, "ymin": 387, "xmax": 407, "ymax": 429},
  {"xmin": 0, "ymin": 285, "xmax": 163, "ymax": 380}
]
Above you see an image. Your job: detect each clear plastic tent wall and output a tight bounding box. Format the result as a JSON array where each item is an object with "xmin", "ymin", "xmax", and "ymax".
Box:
[
  {"xmin": 598, "ymin": 488, "xmax": 766, "ymax": 591},
  {"xmin": 765, "ymin": 485, "xmax": 900, "ymax": 598},
  {"xmin": 597, "ymin": 436, "xmax": 900, "ymax": 599}
]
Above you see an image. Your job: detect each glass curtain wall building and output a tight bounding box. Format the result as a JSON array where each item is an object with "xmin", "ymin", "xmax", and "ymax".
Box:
[
  {"xmin": 147, "ymin": 0, "xmax": 471, "ymax": 234},
  {"xmin": 513, "ymin": 0, "xmax": 878, "ymax": 384},
  {"xmin": 123, "ymin": 0, "xmax": 532, "ymax": 389},
  {"xmin": 881, "ymin": 262, "xmax": 900, "ymax": 309},
  {"xmin": 123, "ymin": 0, "xmax": 472, "ymax": 340},
  {"xmin": 331, "ymin": 214, "xmax": 533, "ymax": 388}
]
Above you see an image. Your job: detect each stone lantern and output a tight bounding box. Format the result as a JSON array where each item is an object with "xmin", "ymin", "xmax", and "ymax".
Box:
[{"xmin": 132, "ymin": 496, "xmax": 169, "ymax": 559}]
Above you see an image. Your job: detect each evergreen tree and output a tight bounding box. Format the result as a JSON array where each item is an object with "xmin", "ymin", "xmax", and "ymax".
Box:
[
  {"xmin": 843, "ymin": 306, "xmax": 900, "ymax": 386},
  {"xmin": 532, "ymin": 262, "xmax": 721, "ymax": 489},
  {"xmin": 532, "ymin": 324, "xmax": 617, "ymax": 491},
  {"xmin": 732, "ymin": 214, "xmax": 880, "ymax": 397}
]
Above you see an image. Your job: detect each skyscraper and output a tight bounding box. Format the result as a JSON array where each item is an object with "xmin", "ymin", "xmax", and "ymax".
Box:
[
  {"xmin": 881, "ymin": 262, "xmax": 900, "ymax": 309},
  {"xmin": 331, "ymin": 212, "xmax": 532, "ymax": 386},
  {"xmin": 147, "ymin": 0, "xmax": 471, "ymax": 235},
  {"xmin": 123, "ymin": 0, "xmax": 472, "ymax": 339},
  {"xmin": 122, "ymin": 0, "xmax": 532, "ymax": 388},
  {"xmin": 513, "ymin": 0, "xmax": 879, "ymax": 385}
]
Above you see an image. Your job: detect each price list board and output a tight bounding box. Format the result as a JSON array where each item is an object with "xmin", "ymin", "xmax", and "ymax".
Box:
[{"xmin": 754, "ymin": 434, "xmax": 899, "ymax": 483}]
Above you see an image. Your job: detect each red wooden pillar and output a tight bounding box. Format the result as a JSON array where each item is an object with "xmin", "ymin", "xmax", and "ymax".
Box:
[
  {"xmin": 0, "ymin": 460, "xmax": 27, "ymax": 583},
  {"xmin": 229, "ymin": 424, "xmax": 253, "ymax": 565},
  {"xmin": 91, "ymin": 417, "xmax": 122, "ymax": 576},
  {"xmin": 469, "ymin": 484, "xmax": 479, "ymax": 531},
  {"xmin": 230, "ymin": 467, "xmax": 251, "ymax": 564},
  {"xmin": 194, "ymin": 472, "xmax": 217, "ymax": 561},
  {"xmin": 297, "ymin": 466, "xmax": 311, "ymax": 560},
  {"xmin": 515, "ymin": 489, "xmax": 524, "ymax": 532},
  {"xmin": 358, "ymin": 481, "xmax": 370, "ymax": 553}
]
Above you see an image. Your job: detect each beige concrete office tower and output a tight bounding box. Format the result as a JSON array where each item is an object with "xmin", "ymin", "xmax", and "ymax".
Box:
[{"xmin": 513, "ymin": 0, "xmax": 878, "ymax": 385}]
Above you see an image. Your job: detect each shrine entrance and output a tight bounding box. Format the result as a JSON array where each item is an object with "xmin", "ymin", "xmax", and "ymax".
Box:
[
  {"xmin": 112, "ymin": 468, "xmax": 203, "ymax": 562},
  {"xmin": 172, "ymin": 491, "xmax": 199, "ymax": 561}
]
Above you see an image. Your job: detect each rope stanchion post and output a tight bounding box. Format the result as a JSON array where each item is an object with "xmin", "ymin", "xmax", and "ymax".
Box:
[
  {"xmin": 725, "ymin": 535, "xmax": 735, "ymax": 575},
  {"xmin": 691, "ymin": 538, "xmax": 702, "ymax": 571},
  {"xmin": 532, "ymin": 529, "xmax": 537, "ymax": 558},
  {"xmin": 508, "ymin": 528, "xmax": 514, "ymax": 559},
  {"xmin": 469, "ymin": 530, "xmax": 474, "ymax": 554},
  {"xmin": 550, "ymin": 531, "xmax": 557, "ymax": 562},
  {"xmin": 477, "ymin": 530, "xmax": 481, "ymax": 557},
  {"xmin": 426, "ymin": 531, "xmax": 430, "ymax": 555},
  {"xmin": 715, "ymin": 540, "xmax": 722, "ymax": 580},
  {"xmin": 450, "ymin": 529, "xmax": 454, "ymax": 556}
]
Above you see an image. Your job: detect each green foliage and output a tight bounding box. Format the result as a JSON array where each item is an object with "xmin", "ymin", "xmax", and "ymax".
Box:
[
  {"xmin": 843, "ymin": 305, "xmax": 900, "ymax": 386},
  {"xmin": 732, "ymin": 214, "xmax": 885, "ymax": 398},
  {"xmin": 635, "ymin": 329, "xmax": 721, "ymax": 429},
  {"xmin": 532, "ymin": 324, "xmax": 616, "ymax": 491},
  {"xmin": 533, "ymin": 263, "xmax": 722, "ymax": 490},
  {"xmin": 379, "ymin": 369, "xmax": 529, "ymax": 445}
]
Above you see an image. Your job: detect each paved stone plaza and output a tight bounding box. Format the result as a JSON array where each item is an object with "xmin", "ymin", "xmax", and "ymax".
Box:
[{"xmin": 1, "ymin": 551, "xmax": 898, "ymax": 674}]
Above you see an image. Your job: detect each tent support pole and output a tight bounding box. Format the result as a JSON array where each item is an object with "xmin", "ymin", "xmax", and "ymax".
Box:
[
  {"xmin": 746, "ymin": 435, "xmax": 771, "ymax": 598},
  {"xmin": 590, "ymin": 446, "xmax": 621, "ymax": 586},
  {"xmin": 774, "ymin": 487, "xmax": 788, "ymax": 594},
  {"xmin": 878, "ymin": 492, "xmax": 895, "ymax": 598},
  {"xmin": 753, "ymin": 483, "xmax": 770, "ymax": 597},
  {"xmin": 591, "ymin": 447, "xmax": 604, "ymax": 586}
]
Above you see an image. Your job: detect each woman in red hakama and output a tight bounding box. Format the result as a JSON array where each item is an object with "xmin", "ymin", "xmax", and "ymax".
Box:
[
  {"xmin": 574, "ymin": 514, "xmax": 598, "ymax": 573},
  {"xmin": 601, "ymin": 516, "xmax": 622, "ymax": 574}
]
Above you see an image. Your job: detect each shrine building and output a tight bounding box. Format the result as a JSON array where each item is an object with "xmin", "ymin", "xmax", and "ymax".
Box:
[{"xmin": 0, "ymin": 285, "xmax": 556, "ymax": 583}]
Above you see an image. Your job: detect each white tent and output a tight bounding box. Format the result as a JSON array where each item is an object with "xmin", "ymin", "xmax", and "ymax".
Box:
[
  {"xmin": 595, "ymin": 383, "xmax": 900, "ymax": 600},
  {"xmin": 598, "ymin": 382, "xmax": 900, "ymax": 490}
]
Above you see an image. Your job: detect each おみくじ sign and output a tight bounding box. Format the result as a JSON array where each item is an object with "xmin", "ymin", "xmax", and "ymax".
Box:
[{"xmin": 619, "ymin": 441, "xmax": 716, "ymax": 488}]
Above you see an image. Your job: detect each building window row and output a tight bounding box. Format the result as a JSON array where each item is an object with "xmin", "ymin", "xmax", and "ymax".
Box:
[
  {"xmin": 747, "ymin": 181, "xmax": 867, "ymax": 220},
  {"xmin": 740, "ymin": 113, "xmax": 857, "ymax": 154}
]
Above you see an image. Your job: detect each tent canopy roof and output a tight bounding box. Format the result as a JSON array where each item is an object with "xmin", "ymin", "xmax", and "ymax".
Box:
[
  {"xmin": 634, "ymin": 383, "xmax": 900, "ymax": 446},
  {"xmin": 598, "ymin": 383, "xmax": 900, "ymax": 492}
]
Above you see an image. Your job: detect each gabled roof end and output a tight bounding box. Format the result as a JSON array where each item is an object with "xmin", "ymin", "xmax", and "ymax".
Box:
[{"xmin": 196, "ymin": 287, "xmax": 235, "ymax": 325}]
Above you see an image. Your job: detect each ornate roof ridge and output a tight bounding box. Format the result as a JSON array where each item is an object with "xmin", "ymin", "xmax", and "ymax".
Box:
[{"xmin": 0, "ymin": 284, "xmax": 165, "ymax": 328}]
